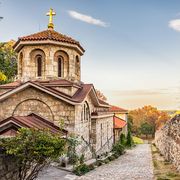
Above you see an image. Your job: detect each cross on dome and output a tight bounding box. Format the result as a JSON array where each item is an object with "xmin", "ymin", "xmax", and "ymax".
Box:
[{"xmin": 46, "ymin": 8, "xmax": 56, "ymax": 30}]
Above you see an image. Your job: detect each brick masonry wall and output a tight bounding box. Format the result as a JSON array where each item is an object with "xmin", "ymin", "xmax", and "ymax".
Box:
[
  {"xmin": 0, "ymin": 150, "xmax": 19, "ymax": 180},
  {"xmin": 155, "ymin": 115, "xmax": 180, "ymax": 171}
]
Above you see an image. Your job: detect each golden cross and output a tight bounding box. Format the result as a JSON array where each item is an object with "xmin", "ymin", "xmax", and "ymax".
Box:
[{"xmin": 46, "ymin": 8, "xmax": 56, "ymax": 29}]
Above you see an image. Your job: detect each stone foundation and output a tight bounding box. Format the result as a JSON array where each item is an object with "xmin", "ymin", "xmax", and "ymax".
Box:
[{"xmin": 155, "ymin": 115, "xmax": 180, "ymax": 171}]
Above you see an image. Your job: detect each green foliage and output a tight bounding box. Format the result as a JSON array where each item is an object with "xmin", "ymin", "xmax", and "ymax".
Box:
[
  {"xmin": 133, "ymin": 136, "xmax": 144, "ymax": 144},
  {"xmin": 126, "ymin": 130, "xmax": 134, "ymax": 147},
  {"xmin": 127, "ymin": 115, "xmax": 133, "ymax": 131},
  {"xmin": 0, "ymin": 128, "xmax": 66, "ymax": 180},
  {"xmin": 140, "ymin": 122, "xmax": 154, "ymax": 137},
  {"xmin": 0, "ymin": 41, "xmax": 17, "ymax": 83},
  {"xmin": 79, "ymin": 154, "xmax": 85, "ymax": 164},
  {"xmin": 0, "ymin": 71, "xmax": 7, "ymax": 82},
  {"xmin": 66, "ymin": 134, "xmax": 80, "ymax": 165},
  {"xmin": 108, "ymin": 155, "xmax": 116, "ymax": 161},
  {"xmin": 112, "ymin": 142, "xmax": 125, "ymax": 156},
  {"xmin": 120, "ymin": 133, "xmax": 126, "ymax": 146},
  {"xmin": 73, "ymin": 163, "xmax": 90, "ymax": 176},
  {"xmin": 96, "ymin": 160, "xmax": 103, "ymax": 166},
  {"xmin": 88, "ymin": 164, "xmax": 95, "ymax": 170}
]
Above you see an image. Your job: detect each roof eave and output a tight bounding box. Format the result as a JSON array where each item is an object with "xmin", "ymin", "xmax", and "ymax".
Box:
[
  {"xmin": 0, "ymin": 81, "xmax": 81, "ymax": 105},
  {"xmin": 14, "ymin": 40, "xmax": 85, "ymax": 55}
]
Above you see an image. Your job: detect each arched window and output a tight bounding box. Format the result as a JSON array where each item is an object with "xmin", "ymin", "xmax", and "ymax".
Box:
[
  {"xmin": 19, "ymin": 52, "xmax": 23, "ymax": 77},
  {"xmin": 75, "ymin": 56, "xmax": 80, "ymax": 79},
  {"xmin": 81, "ymin": 101, "xmax": 90, "ymax": 122},
  {"xmin": 37, "ymin": 55, "xmax": 42, "ymax": 77},
  {"xmin": 58, "ymin": 56, "xmax": 63, "ymax": 77}
]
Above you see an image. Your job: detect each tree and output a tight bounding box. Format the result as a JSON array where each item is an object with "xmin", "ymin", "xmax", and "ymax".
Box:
[
  {"xmin": 0, "ymin": 71, "xmax": 7, "ymax": 83},
  {"xmin": 129, "ymin": 105, "xmax": 170, "ymax": 136},
  {"xmin": 96, "ymin": 89, "xmax": 107, "ymax": 102},
  {"xmin": 140, "ymin": 122, "xmax": 154, "ymax": 138},
  {"xmin": 0, "ymin": 40, "xmax": 17, "ymax": 83},
  {"xmin": 156, "ymin": 111, "xmax": 170, "ymax": 130},
  {"xmin": 0, "ymin": 128, "xmax": 66, "ymax": 180},
  {"xmin": 126, "ymin": 130, "xmax": 133, "ymax": 147}
]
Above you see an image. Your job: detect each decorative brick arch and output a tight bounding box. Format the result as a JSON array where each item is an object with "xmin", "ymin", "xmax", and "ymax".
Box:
[{"xmin": 12, "ymin": 99, "xmax": 54, "ymax": 121}]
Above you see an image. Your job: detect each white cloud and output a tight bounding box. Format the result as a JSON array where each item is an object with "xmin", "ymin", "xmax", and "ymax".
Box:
[
  {"xmin": 169, "ymin": 19, "xmax": 180, "ymax": 32},
  {"xmin": 68, "ymin": 10, "xmax": 108, "ymax": 27}
]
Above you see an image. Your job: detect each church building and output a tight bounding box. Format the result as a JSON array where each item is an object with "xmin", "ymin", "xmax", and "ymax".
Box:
[{"xmin": 0, "ymin": 9, "xmax": 114, "ymax": 158}]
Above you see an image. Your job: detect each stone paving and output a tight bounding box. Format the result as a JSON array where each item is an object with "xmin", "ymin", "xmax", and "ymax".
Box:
[
  {"xmin": 38, "ymin": 144, "xmax": 154, "ymax": 180},
  {"xmin": 77, "ymin": 144, "xmax": 154, "ymax": 180}
]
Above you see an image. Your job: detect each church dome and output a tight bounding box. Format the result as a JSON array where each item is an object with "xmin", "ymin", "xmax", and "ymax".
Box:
[{"xmin": 13, "ymin": 29, "xmax": 85, "ymax": 53}]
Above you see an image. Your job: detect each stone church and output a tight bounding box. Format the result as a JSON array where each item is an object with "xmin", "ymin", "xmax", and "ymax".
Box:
[{"xmin": 0, "ymin": 9, "xmax": 114, "ymax": 158}]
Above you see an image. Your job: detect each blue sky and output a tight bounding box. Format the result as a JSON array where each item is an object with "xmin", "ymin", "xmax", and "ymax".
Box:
[{"xmin": 0, "ymin": 0, "xmax": 180, "ymax": 110}]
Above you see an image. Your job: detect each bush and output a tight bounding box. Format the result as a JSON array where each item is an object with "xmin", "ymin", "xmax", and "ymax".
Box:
[
  {"xmin": 66, "ymin": 135, "xmax": 80, "ymax": 165},
  {"xmin": 68, "ymin": 152, "xmax": 79, "ymax": 165},
  {"xmin": 96, "ymin": 160, "xmax": 103, "ymax": 166},
  {"xmin": 133, "ymin": 136, "xmax": 144, "ymax": 144},
  {"xmin": 108, "ymin": 155, "xmax": 116, "ymax": 161},
  {"xmin": 104, "ymin": 159, "xmax": 110, "ymax": 164},
  {"xmin": 112, "ymin": 142, "xmax": 125, "ymax": 156},
  {"xmin": 0, "ymin": 128, "xmax": 66, "ymax": 180},
  {"xmin": 88, "ymin": 164, "xmax": 95, "ymax": 170},
  {"xmin": 73, "ymin": 163, "xmax": 90, "ymax": 176},
  {"xmin": 79, "ymin": 154, "xmax": 85, "ymax": 164},
  {"xmin": 126, "ymin": 130, "xmax": 134, "ymax": 147},
  {"xmin": 120, "ymin": 134, "xmax": 126, "ymax": 145}
]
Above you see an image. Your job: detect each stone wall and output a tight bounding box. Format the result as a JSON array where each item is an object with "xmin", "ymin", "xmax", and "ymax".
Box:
[
  {"xmin": 18, "ymin": 44, "xmax": 81, "ymax": 82},
  {"xmin": 0, "ymin": 150, "xmax": 19, "ymax": 180},
  {"xmin": 92, "ymin": 116, "xmax": 114, "ymax": 156},
  {"xmin": 0, "ymin": 87, "xmax": 75, "ymax": 132},
  {"xmin": 155, "ymin": 115, "xmax": 180, "ymax": 171}
]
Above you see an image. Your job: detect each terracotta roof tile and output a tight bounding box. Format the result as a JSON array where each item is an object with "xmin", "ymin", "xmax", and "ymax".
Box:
[
  {"xmin": 109, "ymin": 105, "xmax": 128, "ymax": 112},
  {"xmin": 0, "ymin": 113, "xmax": 67, "ymax": 135},
  {"xmin": 0, "ymin": 81, "xmax": 21, "ymax": 89},
  {"xmin": 114, "ymin": 116, "xmax": 127, "ymax": 129},
  {"xmin": 0, "ymin": 80, "xmax": 110, "ymax": 107},
  {"xmin": 14, "ymin": 30, "xmax": 84, "ymax": 52}
]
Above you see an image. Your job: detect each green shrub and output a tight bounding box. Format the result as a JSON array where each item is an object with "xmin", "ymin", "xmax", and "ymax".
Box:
[
  {"xmin": 79, "ymin": 154, "xmax": 85, "ymax": 164},
  {"xmin": 126, "ymin": 130, "xmax": 134, "ymax": 147},
  {"xmin": 0, "ymin": 128, "xmax": 65, "ymax": 180},
  {"xmin": 96, "ymin": 160, "xmax": 103, "ymax": 166},
  {"xmin": 112, "ymin": 142, "xmax": 125, "ymax": 156},
  {"xmin": 68, "ymin": 152, "xmax": 79, "ymax": 165},
  {"xmin": 113, "ymin": 153, "xmax": 119, "ymax": 158},
  {"xmin": 132, "ymin": 136, "xmax": 144, "ymax": 144},
  {"xmin": 120, "ymin": 134, "xmax": 126, "ymax": 145},
  {"xmin": 88, "ymin": 164, "xmax": 95, "ymax": 170},
  {"xmin": 66, "ymin": 135, "xmax": 80, "ymax": 165},
  {"xmin": 73, "ymin": 163, "xmax": 90, "ymax": 176},
  {"xmin": 104, "ymin": 159, "xmax": 110, "ymax": 164},
  {"xmin": 108, "ymin": 155, "xmax": 116, "ymax": 161}
]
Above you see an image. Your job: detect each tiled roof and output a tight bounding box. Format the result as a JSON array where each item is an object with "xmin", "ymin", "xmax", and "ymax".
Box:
[
  {"xmin": 0, "ymin": 81, "xmax": 21, "ymax": 89},
  {"xmin": 14, "ymin": 29, "xmax": 85, "ymax": 52},
  {"xmin": 114, "ymin": 116, "xmax": 127, "ymax": 129},
  {"xmin": 0, "ymin": 113, "xmax": 67, "ymax": 135},
  {"xmin": 109, "ymin": 105, "xmax": 128, "ymax": 113},
  {"xmin": 0, "ymin": 80, "xmax": 110, "ymax": 107}
]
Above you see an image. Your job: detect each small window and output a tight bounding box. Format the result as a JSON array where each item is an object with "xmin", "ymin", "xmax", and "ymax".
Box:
[
  {"xmin": 37, "ymin": 56, "xmax": 42, "ymax": 77},
  {"xmin": 75, "ymin": 56, "xmax": 80, "ymax": 75},
  {"xmin": 58, "ymin": 56, "xmax": 63, "ymax": 77}
]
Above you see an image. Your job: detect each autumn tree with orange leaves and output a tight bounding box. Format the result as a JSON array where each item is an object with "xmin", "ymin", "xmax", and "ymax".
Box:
[{"xmin": 129, "ymin": 105, "xmax": 170, "ymax": 137}]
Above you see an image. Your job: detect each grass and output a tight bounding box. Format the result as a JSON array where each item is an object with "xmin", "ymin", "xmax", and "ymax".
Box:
[
  {"xmin": 151, "ymin": 144, "xmax": 180, "ymax": 180},
  {"xmin": 133, "ymin": 136, "xmax": 144, "ymax": 144}
]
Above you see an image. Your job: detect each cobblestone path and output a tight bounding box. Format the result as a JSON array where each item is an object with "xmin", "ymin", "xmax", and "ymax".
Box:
[{"xmin": 77, "ymin": 144, "xmax": 154, "ymax": 180}]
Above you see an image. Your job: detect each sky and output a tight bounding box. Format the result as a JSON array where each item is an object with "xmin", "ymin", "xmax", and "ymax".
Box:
[{"xmin": 0, "ymin": 0, "xmax": 180, "ymax": 110}]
